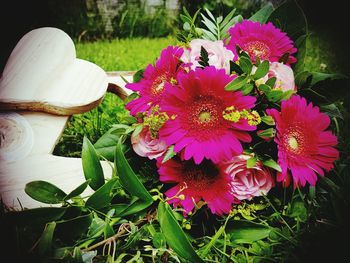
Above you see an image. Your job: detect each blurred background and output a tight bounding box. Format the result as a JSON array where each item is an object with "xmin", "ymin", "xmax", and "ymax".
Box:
[{"xmin": 1, "ymin": 0, "xmax": 349, "ymax": 74}]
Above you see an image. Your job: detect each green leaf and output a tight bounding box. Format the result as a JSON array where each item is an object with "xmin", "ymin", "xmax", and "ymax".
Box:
[
  {"xmin": 94, "ymin": 130, "xmax": 119, "ymax": 161},
  {"xmin": 162, "ymin": 145, "xmax": 176, "ymax": 163},
  {"xmin": 293, "ymin": 34, "xmax": 308, "ymax": 74},
  {"xmin": 265, "ymin": 77, "xmax": 277, "ymax": 88},
  {"xmin": 132, "ymin": 69, "xmax": 144, "ymax": 83},
  {"xmin": 115, "ymin": 141, "xmax": 153, "ymax": 203},
  {"xmin": 239, "ymin": 56, "xmax": 253, "ymax": 74},
  {"xmin": 85, "ymin": 178, "xmax": 118, "ymax": 210},
  {"xmin": 281, "ymin": 90, "xmax": 295, "ymax": 101},
  {"xmin": 225, "ymin": 75, "xmax": 248, "ymax": 91},
  {"xmin": 266, "ymin": 90, "xmax": 284, "ymax": 102},
  {"xmin": 241, "ymin": 83, "xmax": 254, "ymax": 95},
  {"xmin": 82, "ymin": 137, "xmax": 105, "ymax": 191},
  {"xmin": 114, "ymin": 197, "xmax": 153, "ymax": 217},
  {"xmin": 257, "ymin": 128, "xmax": 275, "ymax": 138},
  {"xmin": 38, "ymin": 222, "xmax": 56, "ymax": 256},
  {"xmin": 227, "ymin": 220, "xmax": 271, "ymax": 244},
  {"xmin": 247, "ymin": 156, "xmax": 258, "ymax": 168},
  {"xmin": 267, "ymin": 0, "xmax": 307, "ymax": 41},
  {"xmin": 286, "ymin": 198, "xmax": 307, "ymax": 222},
  {"xmin": 221, "ymin": 15, "xmax": 243, "ymax": 39},
  {"xmin": 261, "ymin": 115, "xmax": 275, "ymax": 126},
  {"xmin": 278, "ymin": 52, "xmax": 290, "ymax": 64},
  {"xmin": 158, "ymin": 201, "xmax": 203, "ymax": 262},
  {"xmin": 258, "ymin": 84, "xmax": 271, "ymax": 93},
  {"xmin": 199, "ymin": 226, "xmax": 225, "ymax": 257},
  {"xmin": 25, "ymin": 181, "xmax": 66, "ymax": 204},
  {"xmin": 198, "ymin": 46, "xmax": 210, "ymax": 67},
  {"xmin": 220, "ymin": 8, "xmax": 236, "ymax": 30},
  {"xmin": 263, "ymin": 158, "xmax": 282, "ymax": 172},
  {"xmin": 5, "ymin": 207, "xmax": 67, "ymax": 226},
  {"xmin": 253, "ymin": 60, "xmax": 269, "ymax": 80},
  {"xmin": 230, "ymin": 61, "xmax": 244, "ymax": 75},
  {"xmin": 64, "ymin": 180, "xmax": 90, "ymax": 201},
  {"xmin": 56, "ymin": 213, "xmax": 93, "ymax": 241},
  {"xmin": 249, "ymin": 3, "xmax": 274, "ymax": 23}
]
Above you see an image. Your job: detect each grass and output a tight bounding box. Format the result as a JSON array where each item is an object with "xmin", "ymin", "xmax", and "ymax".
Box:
[{"xmin": 75, "ymin": 37, "xmax": 177, "ymax": 71}]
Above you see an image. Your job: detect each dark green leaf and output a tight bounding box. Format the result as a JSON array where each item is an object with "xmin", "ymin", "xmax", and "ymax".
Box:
[
  {"xmin": 267, "ymin": 0, "xmax": 307, "ymax": 41},
  {"xmin": 162, "ymin": 145, "xmax": 176, "ymax": 163},
  {"xmin": 225, "ymin": 75, "xmax": 248, "ymax": 91},
  {"xmin": 114, "ymin": 197, "xmax": 153, "ymax": 217},
  {"xmin": 227, "ymin": 220, "xmax": 271, "ymax": 244},
  {"xmin": 85, "ymin": 178, "xmax": 118, "ymax": 210},
  {"xmin": 82, "ymin": 137, "xmax": 105, "ymax": 191},
  {"xmin": 320, "ymin": 104, "xmax": 343, "ymax": 119},
  {"xmin": 263, "ymin": 158, "xmax": 282, "ymax": 172},
  {"xmin": 253, "ymin": 60, "xmax": 269, "ymax": 80},
  {"xmin": 230, "ymin": 61, "xmax": 244, "ymax": 75},
  {"xmin": 199, "ymin": 46, "xmax": 210, "ymax": 67},
  {"xmin": 293, "ymin": 34, "xmax": 308, "ymax": 74},
  {"xmin": 56, "ymin": 213, "xmax": 93, "ymax": 241},
  {"xmin": 25, "ymin": 181, "xmax": 66, "ymax": 204},
  {"xmin": 73, "ymin": 247, "xmax": 84, "ymax": 263},
  {"xmin": 38, "ymin": 222, "xmax": 56, "ymax": 256},
  {"xmin": 158, "ymin": 201, "xmax": 203, "ymax": 262},
  {"xmin": 5, "ymin": 207, "xmax": 67, "ymax": 226},
  {"xmin": 249, "ymin": 3, "xmax": 274, "ymax": 23},
  {"xmin": 286, "ymin": 199, "xmax": 307, "ymax": 222},
  {"xmin": 133, "ymin": 69, "xmax": 144, "ymax": 83},
  {"xmin": 64, "ymin": 180, "xmax": 90, "ymax": 201},
  {"xmin": 279, "ymin": 52, "xmax": 290, "ymax": 64},
  {"xmin": 115, "ymin": 141, "xmax": 153, "ymax": 203},
  {"xmin": 239, "ymin": 56, "xmax": 253, "ymax": 74}
]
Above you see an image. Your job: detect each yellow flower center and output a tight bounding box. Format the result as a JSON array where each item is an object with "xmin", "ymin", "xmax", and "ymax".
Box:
[
  {"xmin": 199, "ymin": 111, "xmax": 211, "ymax": 123},
  {"xmin": 244, "ymin": 40, "xmax": 271, "ymax": 60},
  {"xmin": 288, "ymin": 136, "xmax": 298, "ymax": 150}
]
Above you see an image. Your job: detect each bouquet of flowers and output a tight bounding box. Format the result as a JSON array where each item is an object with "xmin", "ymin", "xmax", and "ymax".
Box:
[
  {"xmin": 5, "ymin": 1, "xmax": 348, "ymax": 262},
  {"xmin": 126, "ymin": 7, "xmax": 339, "ymax": 216}
]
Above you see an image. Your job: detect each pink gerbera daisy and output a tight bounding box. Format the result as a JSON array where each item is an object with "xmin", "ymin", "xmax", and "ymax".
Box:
[
  {"xmin": 267, "ymin": 95, "xmax": 339, "ymax": 187},
  {"xmin": 157, "ymin": 157, "xmax": 236, "ymax": 215},
  {"xmin": 159, "ymin": 66, "xmax": 256, "ymax": 164},
  {"xmin": 126, "ymin": 46, "xmax": 184, "ymax": 115},
  {"xmin": 227, "ymin": 20, "xmax": 297, "ymax": 64}
]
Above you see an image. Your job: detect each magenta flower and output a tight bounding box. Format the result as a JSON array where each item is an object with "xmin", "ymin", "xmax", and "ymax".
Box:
[
  {"xmin": 126, "ymin": 46, "xmax": 184, "ymax": 115},
  {"xmin": 267, "ymin": 95, "xmax": 339, "ymax": 187},
  {"xmin": 227, "ymin": 20, "xmax": 297, "ymax": 64},
  {"xmin": 159, "ymin": 66, "xmax": 256, "ymax": 164},
  {"xmin": 157, "ymin": 157, "xmax": 235, "ymax": 215}
]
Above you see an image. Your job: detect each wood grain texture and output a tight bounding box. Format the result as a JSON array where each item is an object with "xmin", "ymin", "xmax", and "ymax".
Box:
[
  {"xmin": 0, "ymin": 27, "xmax": 108, "ymax": 115},
  {"xmin": 0, "ymin": 112, "xmax": 113, "ymax": 209}
]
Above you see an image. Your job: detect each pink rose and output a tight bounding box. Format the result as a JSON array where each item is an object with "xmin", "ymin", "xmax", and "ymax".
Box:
[
  {"xmin": 223, "ymin": 155, "xmax": 275, "ymax": 201},
  {"xmin": 131, "ymin": 127, "xmax": 167, "ymax": 160},
  {"xmin": 181, "ymin": 39, "xmax": 234, "ymax": 73},
  {"xmin": 255, "ymin": 62, "xmax": 296, "ymax": 91}
]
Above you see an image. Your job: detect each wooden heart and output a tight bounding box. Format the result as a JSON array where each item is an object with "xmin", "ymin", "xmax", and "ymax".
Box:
[{"xmin": 0, "ymin": 27, "xmax": 108, "ymax": 115}]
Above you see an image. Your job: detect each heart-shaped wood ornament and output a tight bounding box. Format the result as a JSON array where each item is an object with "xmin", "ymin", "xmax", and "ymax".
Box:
[{"xmin": 0, "ymin": 27, "xmax": 108, "ymax": 115}]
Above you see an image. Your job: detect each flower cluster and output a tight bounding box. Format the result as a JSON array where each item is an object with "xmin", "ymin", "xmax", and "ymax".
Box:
[{"xmin": 126, "ymin": 19, "xmax": 339, "ymax": 216}]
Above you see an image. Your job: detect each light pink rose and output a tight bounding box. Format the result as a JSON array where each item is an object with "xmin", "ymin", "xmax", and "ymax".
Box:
[
  {"xmin": 181, "ymin": 39, "xmax": 234, "ymax": 73},
  {"xmin": 255, "ymin": 62, "xmax": 296, "ymax": 91},
  {"xmin": 224, "ymin": 155, "xmax": 275, "ymax": 201},
  {"xmin": 131, "ymin": 127, "xmax": 167, "ymax": 160}
]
